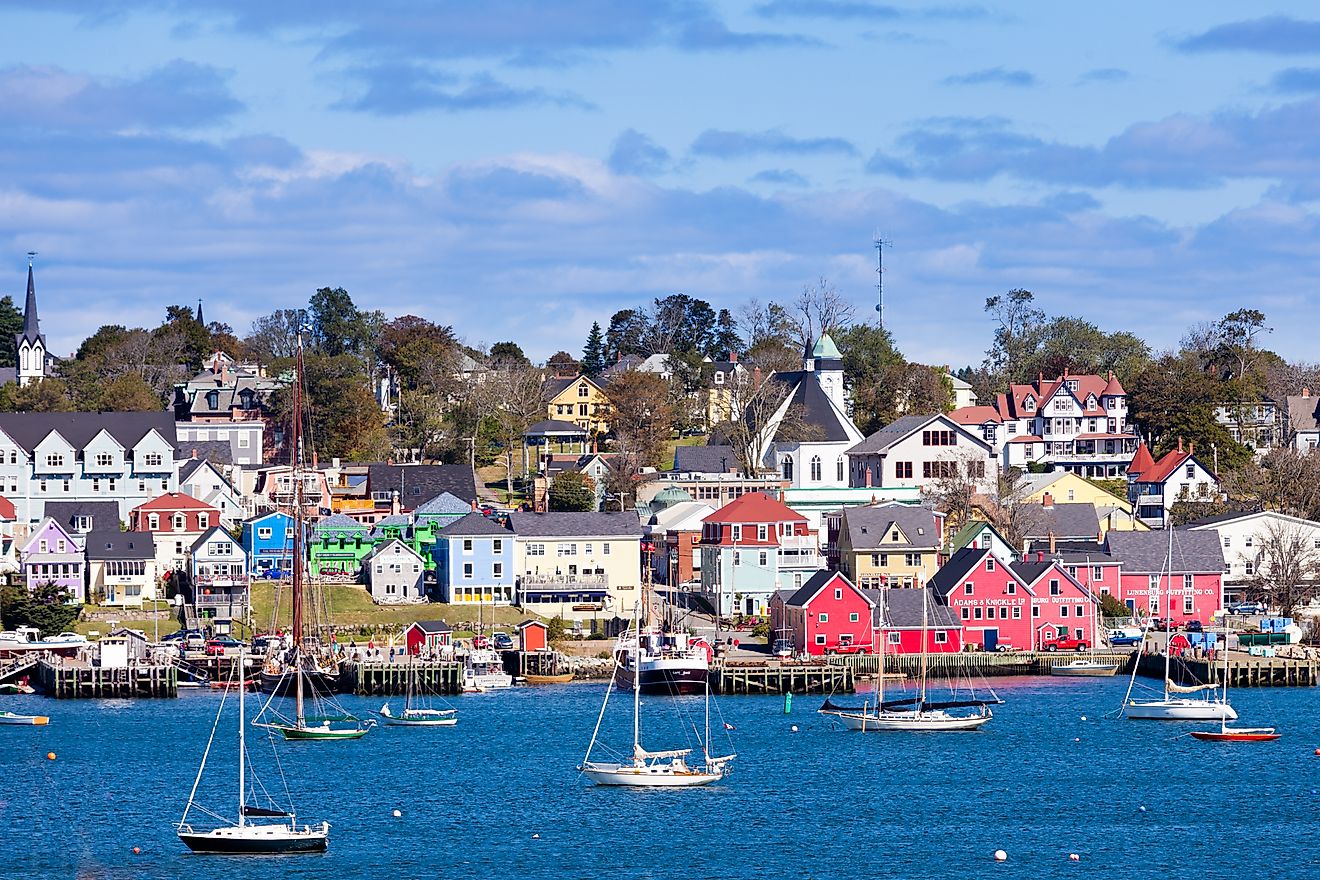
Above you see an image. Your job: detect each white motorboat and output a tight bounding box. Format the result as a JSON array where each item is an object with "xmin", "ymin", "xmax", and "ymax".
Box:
[
  {"xmin": 463, "ymin": 649, "xmax": 512, "ymax": 691},
  {"xmin": 831, "ymin": 705, "xmax": 991, "ymax": 732},
  {"xmin": 1052, "ymin": 658, "xmax": 1122, "ymax": 677},
  {"xmin": 0, "ymin": 710, "xmax": 49, "ymax": 725},
  {"xmin": 376, "ymin": 658, "xmax": 458, "ymax": 727}
]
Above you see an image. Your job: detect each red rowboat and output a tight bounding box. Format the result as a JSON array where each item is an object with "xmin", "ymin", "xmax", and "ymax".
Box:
[{"xmin": 1190, "ymin": 727, "xmax": 1280, "ymax": 742}]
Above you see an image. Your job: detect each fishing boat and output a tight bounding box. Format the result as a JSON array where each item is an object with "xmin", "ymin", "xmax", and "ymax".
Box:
[
  {"xmin": 1123, "ymin": 530, "xmax": 1235, "ymax": 722},
  {"xmin": 821, "ymin": 584, "xmax": 997, "ymax": 732},
  {"xmin": 252, "ymin": 331, "xmax": 372, "ymax": 742},
  {"xmin": 177, "ymin": 645, "xmax": 329, "ymax": 854},
  {"xmin": 579, "ymin": 602, "xmax": 734, "ymax": 786},
  {"xmin": 0, "ymin": 710, "xmax": 49, "ymax": 725},
  {"xmin": 1052, "ymin": 585, "xmax": 1120, "ymax": 677},
  {"xmin": 1190, "ymin": 616, "xmax": 1279, "ymax": 742},
  {"xmin": 375, "ymin": 657, "xmax": 457, "ymax": 727},
  {"xmin": 462, "ymin": 648, "xmax": 512, "ymax": 692},
  {"xmin": 612, "ymin": 627, "xmax": 711, "ymax": 696}
]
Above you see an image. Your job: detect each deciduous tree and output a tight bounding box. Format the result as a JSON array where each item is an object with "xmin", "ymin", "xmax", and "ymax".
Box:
[{"xmin": 605, "ymin": 370, "xmax": 674, "ymax": 469}]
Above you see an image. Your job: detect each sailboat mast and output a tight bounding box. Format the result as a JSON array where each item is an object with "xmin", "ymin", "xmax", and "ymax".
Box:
[
  {"xmin": 292, "ymin": 330, "xmax": 306, "ymax": 726},
  {"xmin": 1162, "ymin": 528, "xmax": 1173, "ymax": 702},
  {"xmin": 1221, "ymin": 612, "xmax": 1231, "ymax": 732},
  {"xmin": 878, "ymin": 582, "xmax": 886, "ymax": 707},
  {"xmin": 918, "ymin": 581, "xmax": 929, "ymax": 712},
  {"xmin": 237, "ymin": 644, "xmax": 246, "ymax": 827},
  {"xmin": 632, "ymin": 600, "xmax": 641, "ymax": 755}
]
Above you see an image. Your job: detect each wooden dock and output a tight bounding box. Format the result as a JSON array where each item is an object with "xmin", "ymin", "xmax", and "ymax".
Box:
[
  {"xmin": 341, "ymin": 661, "xmax": 462, "ymax": 696},
  {"xmin": 712, "ymin": 662, "xmax": 853, "ymax": 695},
  {"xmin": 826, "ymin": 650, "xmax": 1131, "ymax": 678},
  {"xmin": 35, "ymin": 659, "xmax": 177, "ymax": 698},
  {"xmin": 1136, "ymin": 651, "xmax": 1317, "ymax": 688}
]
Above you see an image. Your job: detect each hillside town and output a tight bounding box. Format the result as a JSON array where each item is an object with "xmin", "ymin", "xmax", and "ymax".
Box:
[{"xmin": 0, "ymin": 261, "xmax": 1318, "ymax": 661}]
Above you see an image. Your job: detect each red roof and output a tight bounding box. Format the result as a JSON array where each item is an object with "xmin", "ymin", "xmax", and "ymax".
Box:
[
  {"xmin": 998, "ymin": 373, "xmax": 1118, "ymax": 420},
  {"xmin": 948, "ymin": 405, "xmax": 1002, "ymax": 425},
  {"xmin": 1007, "ymin": 435, "xmax": 1044, "ymax": 444},
  {"xmin": 1137, "ymin": 449, "xmax": 1192, "ymax": 484},
  {"xmin": 704, "ymin": 491, "xmax": 806, "ymax": 524},
  {"xmin": 0, "ymin": 496, "xmax": 14, "ymax": 520},
  {"xmin": 130, "ymin": 491, "xmax": 219, "ymax": 513},
  {"xmin": 1103, "ymin": 371, "xmax": 1126, "ymax": 396},
  {"xmin": 1127, "ymin": 442, "xmax": 1155, "ymax": 477}
]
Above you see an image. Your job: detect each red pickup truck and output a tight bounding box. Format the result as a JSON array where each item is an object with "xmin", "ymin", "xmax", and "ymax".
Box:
[
  {"xmin": 1041, "ymin": 634, "xmax": 1090, "ymax": 652},
  {"xmin": 823, "ymin": 642, "xmax": 872, "ymax": 656}
]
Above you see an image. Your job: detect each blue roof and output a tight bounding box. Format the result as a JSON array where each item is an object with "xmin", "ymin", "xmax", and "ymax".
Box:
[
  {"xmin": 415, "ymin": 492, "xmax": 473, "ymax": 516},
  {"xmin": 313, "ymin": 513, "xmax": 369, "ymax": 537}
]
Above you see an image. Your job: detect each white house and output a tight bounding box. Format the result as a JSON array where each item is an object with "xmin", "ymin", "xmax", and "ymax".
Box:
[
  {"xmin": 85, "ymin": 530, "xmax": 158, "ymax": 608},
  {"xmin": 190, "ymin": 526, "xmax": 250, "ymax": 624},
  {"xmin": 1127, "ymin": 440, "xmax": 1220, "ymax": 529},
  {"xmin": 753, "ymin": 335, "xmax": 866, "ymax": 490},
  {"xmin": 363, "ymin": 539, "xmax": 427, "ymax": 604},
  {"xmin": 1183, "ymin": 509, "xmax": 1320, "ymax": 604},
  {"xmin": 179, "ymin": 457, "xmax": 245, "ymax": 527},
  {"xmin": 846, "ymin": 413, "xmax": 997, "ymax": 495},
  {"xmin": 1287, "ymin": 391, "xmax": 1320, "ymax": 452}
]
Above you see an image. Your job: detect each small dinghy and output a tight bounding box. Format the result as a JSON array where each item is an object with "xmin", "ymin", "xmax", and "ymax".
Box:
[{"xmin": 0, "ymin": 711, "xmax": 49, "ymax": 725}]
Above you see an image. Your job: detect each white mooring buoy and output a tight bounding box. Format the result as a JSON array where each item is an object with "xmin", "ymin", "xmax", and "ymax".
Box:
[{"xmin": 993, "ymin": 850, "xmax": 1008, "ymax": 862}]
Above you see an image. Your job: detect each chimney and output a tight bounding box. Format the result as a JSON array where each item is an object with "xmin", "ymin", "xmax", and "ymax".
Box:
[
  {"xmin": 865, "ymin": 467, "xmax": 872, "ymax": 488},
  {"xmin": 1048, "ymin": 531, "xmax": 1056, "ymax": 554},
  {"xmin": 1036, "ymin": 550, "xmax": 1043, "ymax": 563},
  {"xmin": 728, "ymin": 351, "xmax": 737, "ymax": 363},
  {"xmin": 1063, "ymin": 366, "xmax": 1069, "ymax": 378},
  {"xmin": 1304, "ymin": 388, "xmax": 1312, "ymax": 398},
  {"xmin": 1041, "ymin": 492, "xmax": 1053, "ymax": 509},
  {"xmin": 1037, "ymin": 371, "xmax": 1043, "ymax": 385},
  {"xmin": 1188, "ymin": 441, "xmax": 1195, "ymax": 456},
  {"xmin": 1177, "ymin": 437, "xmax": 1184, "ymax": 453},
  {"xmin": 391, "ymin": 490, "xmax": 401, "ymax": 516},
  {"xmin": 190, "ymin": 449, "xmax": 198, "ymax": 459}
]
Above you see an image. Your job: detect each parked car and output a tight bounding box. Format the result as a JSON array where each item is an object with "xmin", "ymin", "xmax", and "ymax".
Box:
[
  {"xmin": 1040, "ymin": 634, "xmax": 1090, "ymax": 652},
  {"xmin": 771, "ymin": 639, "xmax": 793, "ymax": 658},
  {"xmin": 471, "ymin": 635, "xmax": 490, "ymax": 650},
  {"xmin": 1151, "ymin": 617, "xmax": 1176, "ymax": 632},
  {"xmin": 492, "ymin": 632, "xmax": 514, "ymax": 651},
  {"xmin": 205, "ymin": 637, "xmax": 243, "ymax": 656},
  {"xmin": 1228, "ymin": 602, "xmax": 1266, "ymax": 615},
  {"xmin": 252, "ymin": 634, "xmax": 284, "ymax": 653},
  {"xmin": 824, "ymin": 642, "xmax": 871, "ymax": 656},
  {"xmin": 1184, "ymin": 620, "xmax": 1203, "ymax": 633},
  {"xmin": 1107, "ymin": 630, "xmax": 1142, "ymax": 647},
  {"xmin": 160, "ymin": 628, "xmax": 202, "ymax": 644}
]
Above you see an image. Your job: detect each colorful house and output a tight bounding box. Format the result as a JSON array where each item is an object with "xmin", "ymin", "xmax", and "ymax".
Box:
[
  {"xmin": 949, "ymin": 520, "xmax": 1017, "ymax": 559},
  {"xmin": 1008, "ymin": 559, "xmax": 1099, "ymax": 649},
  {"xmin": 129, "ymin": 492, "xmax": 221, "ymax": 574},
  {"xmin": 645, "ymin": 499, "xmax": 714, "ymax": 587},
  {"xmin": 1041, "ymin": 543, "xmax": 1122, "ymax": 605},
  {"xmin": 1127, "ymin": 440, "xmax": 1220, "ymax": 529},
  {"xmin": 1105, "ymin": 530, "xmax": 1224, "ymax": 624},
  {"xmin": 870, "ymin": 586, "xmax": 962, "ymax": 655},
  {"xmin": 362, "ymin": 539, "xmax": 427, "ymax": 604},
  {"xmin": 308, "ymin": 513, "xmax": 372, "ymax": 579},
  {"xmin": 404, "ymin": 620, "xmax": 453, "ymax": 656},
  {"xmin": 240, "ymin": 511, "xmax": 299, "ymax": 579},
  {"xmin": 85, "ymin": 530, "xmax": 157, "ymax": 608},
  {"xmin": 929, "ymin": 547, "xmax": 1033, "ymax": 651},
  {"xmin": 434, "ymin": 512, "xmax": 515, "ymax": 605},
  {"xmin": 1015, "ymin": 470, "xmax": 1146, "ymax": 534},
  {"xmin": 699, "ymin": 491, "xmax": 821, "ymax": 617},
  {"xmin": 768, "ymin": 570, "xmax": 876, "ymax": 656},
  {"xmin": 20, "ymin": 517, "xmax": 85, "ymax": 601},
  {"xmin": 543, "ymin": 373, "xmax": 611, "ymax": 436},
  {"xmin": 833, "ymin": 501, "xmax": 945, "ymax": 588},
  {"xmin": 517, "ymin": 619, "xmax": 548, "ymax": 652},
  {"xmin": 414, "ymin": 492, "xmax": 475, "ymax": 530},
  {"xmin": 190, "ymin": 526, "xmax": 250, "ymax": 623},
  {"xmin": 509, "ymin": 511, "xmax": 643, "ymax": 621}
]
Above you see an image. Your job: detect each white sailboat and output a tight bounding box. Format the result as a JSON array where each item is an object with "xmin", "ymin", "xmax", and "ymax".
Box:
[
  {"xmin": 1190, "ymin": 616, "xmax": 1279, "ymax": 742},
  {"xmin": 377, "ymin": 656, "xmax": 457, "ymax": 727},
  {"xmin": 579, "ymin": 602, "xmax": 734, "ymax": 786},
  {"xmin": 176, "ymin": 646, "xmax": 330, "ymax": 854},
  {"xmin": 822, "ymin": 584, "xmax": 995, "ymax": 732},
  {"xmin": 1052, "ymin": 569, "xmax": 1120, "ymax": 677},
  {"xmin": 1123, "ymin": 529, "xmax": 1235, "ymax": 721}
]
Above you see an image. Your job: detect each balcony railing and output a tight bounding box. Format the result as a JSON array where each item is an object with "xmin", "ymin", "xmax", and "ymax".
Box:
[
  {"xmin": 194, "ymin": 573, "xmax": 251, "ymax": 587},
  {"xmin": 778, "ymin": 535, "xmax": 819, "ymax": 551},
  {"xmin": 519, "ymin": 573, "xmax": 608, "ymax": 587},
  {"xmin": 197, "ymin": 593, "xmax": 248, "ymax": 607}
]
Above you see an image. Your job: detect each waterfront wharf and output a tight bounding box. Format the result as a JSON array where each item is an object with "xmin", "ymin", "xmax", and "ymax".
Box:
[
  {"xmin": 35, "ymin": 658, "xmax": 177, "ymax": 698},
  {"xmin": 1135, "ymin": 651, "xmax": 1316, "ymax": 688},
  {"xmin": 826, "ymin": 650, "xmax": 1132, "ymax": 678},
  {"xmin": 341, "ymin": 660, "xmax": 462, "ymax": 696},
  {"xmin": 0, "ymin": 655, "xmax": 41, "ymax": 685},
  {"xmin": 712, "ymin": 661, "xmax": 854, "ymax": 695}
]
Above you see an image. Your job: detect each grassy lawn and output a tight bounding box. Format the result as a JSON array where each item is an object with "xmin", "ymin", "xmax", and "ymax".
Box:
[
  {"xmin": 248, "ymin": 581, "xmax": 534, "ymax": 638},
  {"xmin": 665, "ymin": 435, "xmax": 707, "ymax": 470}
]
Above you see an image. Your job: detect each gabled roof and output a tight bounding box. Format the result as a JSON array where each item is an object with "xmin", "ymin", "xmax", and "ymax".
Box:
[
  {"xmin": 415, "ymin": 491, "xmax": 474, "ymax": 516},
  {"xmin": 949, "ymin": 519, "xmax": 1012, "ymax": 553},
  {"xmin": 1286, "ymin": 394, "xmax": 1320, "ymax": 433},
  {"xmin": 525, "ymin": 419, "xmax": 589, "ymax": 436},
  {"xmin": 784, "ymin": 570, "xmax": 872, "ymax": 609},
  {"xmin": 190, "ymin": 525, "xmax": 240, "ymax": 553},
  {"xmin": 848, "ymin": 413, "xmax": 990, "ymax": 456},
  {"xmin": 671, "ymin": 444, "xmax": 738, "ymax": 474},
  {"xmin": 646, "ymin": 500, "xmax": 714, "ymax": 533},
  {"xmin": 929, "ymin": 547, "xmax": 1019, "ymax": 598},
  {"xmin": 1020, "ymin": 502, "xmax": 1101, "ymax": 540},
  {"xmin": 85, "ymin": 530, "xmax": 155, "ymax": 561},
  {"xmin": 770, "ymin": 371, "xmax": 856, "ymax": 443},
  {"xmin": 439, "ymin": 512, "xmax": 512, "ymax": 537},
  {"xmin": 868, "ymin": 587, "xmax": 959, "ymax": 629},
  {"xmin": 364, "ymin": 538, "xmax": 424, "ymax": 563},
  {"xmin": 703, "ymin": 491, "xmax": 806, "ymax": 525},
  {"xmin": 131, "ymin": 492, "xmax": 218, "ymax": 513},
  {"xmin": 508, "ymin": 511, "xmax": 643, "ymax": 538},
  {"xmin": 517, "ymin": 619, "xmax": 548, "ymax": 631},
  {"xmin": 1135, "ymin": 448, "xmax": 1205, "ymax": 485},
  {"xmin": 43, "ymin": 500, "xmax": 121, "ymax": 531},
  {"xmin": 841, "ymin": 502, "xmax": 941, "ymax": 550},
  {"xmin": 947, "ymin": 405, "xmax": 1002, "ymax": 426},
  {"xmin": 408, "ymin": 619, "xmax": 452, "ymax": 634},
  {"xmin": 543, "ymin": 374, "xmax": 605, "ymax": 403},
  {"xmin": 0, "ymin": 412, "xmax": 176, "ymax": 454},
  {"xmin": 1008, "ymin": 560, "xmax": 1096, "ymax": 600},
  {"xmin": 313, "ymin": 513, "xmax": 369, "ymax": 537},
  {"xmin": 1104, "ymin": 530, "xmax": 1225, "ymax": 574},
  {"xmin": 367, "ymin": 463, "xmax": 477, "ymax": 505}
]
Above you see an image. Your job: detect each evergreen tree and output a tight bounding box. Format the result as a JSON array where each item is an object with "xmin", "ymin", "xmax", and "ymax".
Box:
[
  {"xmin": 0, "ymin": 296, "xmax": 23, "ymax": 370},
  {"xmin": 581, "ymin": 322, "xmax": 606, "ymax": 377},
  {"xmin": 548, "ymin": 471, "xmax": 597, "ymax": 511}
]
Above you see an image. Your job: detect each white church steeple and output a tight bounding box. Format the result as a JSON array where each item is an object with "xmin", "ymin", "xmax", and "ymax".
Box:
[{"xmin": 16, "ymin": 254, "xmax": 47, "ymax": 387}]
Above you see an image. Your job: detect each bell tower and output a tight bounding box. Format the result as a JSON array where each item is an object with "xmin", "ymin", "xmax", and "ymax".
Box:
[{"xmin": 16, "ymin": 253, "xmax": 46, "ymax": 387}]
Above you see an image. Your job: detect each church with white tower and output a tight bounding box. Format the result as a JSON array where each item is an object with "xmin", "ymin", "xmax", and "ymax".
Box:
[{"xmin": 0, "ymin": 259, "xmax": 55, "ymax": 387}]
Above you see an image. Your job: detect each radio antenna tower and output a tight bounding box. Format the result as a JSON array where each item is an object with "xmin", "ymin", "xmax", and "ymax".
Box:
[{"xmin": 873, "ymin": 234, "xmax": 891, "ymax": 330}]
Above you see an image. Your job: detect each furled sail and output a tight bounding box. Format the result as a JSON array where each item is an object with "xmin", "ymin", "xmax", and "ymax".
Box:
[{"xmin": 1166, "ymin": 679, "xmax": 1217, "ymax": 694}]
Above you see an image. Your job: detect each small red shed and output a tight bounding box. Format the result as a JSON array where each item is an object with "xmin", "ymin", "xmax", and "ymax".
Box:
[
  {"xmin": 517, "ymin": 619, "xmax": 549, "ymax": 653},
  {"xmin": 404, "ymin": 620, "xmax": 453, "ymax": 655}
]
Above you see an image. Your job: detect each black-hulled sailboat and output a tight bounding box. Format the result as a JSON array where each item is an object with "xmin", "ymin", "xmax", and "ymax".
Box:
[{"xmin": 177, "ymin": 646, "xmax": 330, "ymax": 854}]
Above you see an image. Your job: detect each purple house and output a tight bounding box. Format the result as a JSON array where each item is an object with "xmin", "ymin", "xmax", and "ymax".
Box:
[{"xmin": 20, "ymin": 517, "xmax": 85, "ymax": 602}]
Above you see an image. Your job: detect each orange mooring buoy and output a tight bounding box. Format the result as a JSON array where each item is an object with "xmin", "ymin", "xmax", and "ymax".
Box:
[{"xmin": 46, "ymin": 752, "xmax": 56, "ymax": 761}]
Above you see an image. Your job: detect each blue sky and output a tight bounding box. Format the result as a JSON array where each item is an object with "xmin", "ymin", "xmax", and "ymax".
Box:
[{"xmin": 3, "ymin": 2, "xmax": 1320, "ymax": 366}]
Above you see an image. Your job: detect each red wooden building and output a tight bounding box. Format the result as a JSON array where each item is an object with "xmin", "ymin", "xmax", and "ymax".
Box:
[
  {"xmin": 768, "ymin": 571, "xmax": 875, "ymax": 656},
  {"xmin": 1009, "ymin": 560, "xmax": 1099, "ymax": 649},
  {"xmin": 1105, "ymin": 530, "xmax": 1225, "ymax": 625},
  {"xmin": 930, "ymin": 547, "xmax": 1033, "ymax": 651},
  {"xmin": 868, "ymin": 586, "xmax": 962, "ymax": 654},
  {"xmin": 517, "ymin": 619, "xmax": 548, "ymax": 652},
  {"xmin": 404, "ymin": 620, "xmax": 453, "ymax": 655}
]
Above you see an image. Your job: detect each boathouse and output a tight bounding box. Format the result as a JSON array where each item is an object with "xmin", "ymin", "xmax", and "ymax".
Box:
[
  {"xmin": 768, "ymin": 570, "xmax": 875, "ymax": 656},
  {"xmin": 517, "ymin": 619, "xmax": 548, "ymax": 652},
  {"xmin": 404, "ymin": 620, "xmax": 453, "ymax": 656}
]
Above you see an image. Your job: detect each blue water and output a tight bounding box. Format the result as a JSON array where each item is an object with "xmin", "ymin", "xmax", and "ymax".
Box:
[{"xmin": 2, "ymin": 677, "xmax": 1318, "ymax": 879}]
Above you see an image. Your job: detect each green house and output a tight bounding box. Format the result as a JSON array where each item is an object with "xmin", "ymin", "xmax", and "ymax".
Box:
[{"xmin": 309, "ymin": 513, "xmax": 373, "ymax": 578}]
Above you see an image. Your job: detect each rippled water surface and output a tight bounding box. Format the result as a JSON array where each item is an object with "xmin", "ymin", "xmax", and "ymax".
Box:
[{"xmin": 3, "ymin": 675, "xmax": 1318, "ymax": 879}]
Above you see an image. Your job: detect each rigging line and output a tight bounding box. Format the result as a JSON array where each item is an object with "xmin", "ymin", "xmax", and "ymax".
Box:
[
  {"xmin": 181, "ymin": 674, "xmax": 232, "ymax": 826},
  {"xmin": 581, "ymin": 677, "xmax": 616, "ymax": 768}
]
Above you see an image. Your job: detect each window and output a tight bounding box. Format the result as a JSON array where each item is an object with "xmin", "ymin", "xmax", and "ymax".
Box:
[
  {"xmin": 148, "ymin": 514, "xmax": 159, "ymax": 530},
  {"xmin": 45, "ymin": 453, "xmax": 64, "ymax": 468},
  {"xmin": 584, "ymin": 544, "xmax": 593, "ymax": 555},
  {"xmin": 527, "ymin": 543, "xmax": 545, "ymax": 556},
  {"xmin": 960, "ymin": 606, "xmax": 970, "ymax": 620},
  {"xmin": 577, "ymin": 383, "xmax": 589, "ymax": 397},
  {"xmin": 62, "ymin": 479, "xmax": 69, "ymax": 492},
  {"xmin": 921, "ymin": 430, "xmax": 956, "ymax": 446},
  {"xmin": 934, "ymin": 631, "xmax": 948, "ymax": 644},
  {"xmin": 870, "ymin": 553, "xmax": 880, "ymax": 567},
  {"xmin": 1049, "ymin": 579, "xmax": 1061, "ymax": 596},
  {"xmin": 922, "ymin": 461, "xmax": 957, "ymax": 479},
  {"xmin": 493, "ymin": 562, "xmax": 503, "ymax": 578},
  {"xmin": 1183, "ymin": 595, "xmax": 1194, "ymax": 614},
  {"xmin": 965, "ymin": 460, "xmax": 986, "ymax": 479},
  {"xmin": 1245, "ymin": 561, "xmax": 1255, "ymax": 576},
  {"xmin": 781, "ymin": 458, "xmax": 793, "ymax": 480},
  {"xmin": 198, "ymin": 514, "xmax": 209, "ymax": 529},
  {"xmin": 578, "ymin": 403, "xmax": 588, "ymax": 416},
  {"xmin": 733, "ymin": 551, "xmax": 741, "ymax": 565},
  {"xmin": 895, "ymin": 461, "xmax": 913, "ymax": 479},
  {"xmin": 889, "ymin": 631, "xmax": 903, "ymax": 644},
  {"xmin": 603, "ymin": 543, "xmax": 610, "ymax": 555},
  {"xmin": 904, "ymin": 553, "xmax": 919, "ymax": 567},
  {"xmin": 172, "ymin": 514, "xmax": 186, "ymax": 531},
  {"xmin": 810, "ymin": 456, "xmax": 822, "ymax": 481},
  {"xmin": 1148, "ymin": 574, "xmax": 1159, "ymax": 591},
  {"xmin": 1245, "ymin": 536, "xmax": 1253, "ymax": 548},
  {"xmin": 835, "ymin": 588, "xmax": 843, "ymax": 600},
  {"xmin": 814, "ymin": 634, "xmax": 826, "ymax": 646},
  {"xmin": 973, "ymin": 607, "xmax": 982, "ymax": 620},
  {"xmin": 95, "ymin": 452, "xmax": 113, "ymax": 467},
  {"xmin": 985, "ymin": 557, "xmax": 995, "ymax": 572},
  {"xmin": 714, "ymin": 371, "xmax": 725, "ymax": 385},
  {"xmin": 38, "ymin": 539, "xmax": 47, "ymax": 552},
  {"xmin": 880, "ymin": 553, "xmax": 889, "ymax": 566},
  {"xmin": 258, "ymin": 527, "xmax": 273, "ymax": 539},
  {"xmin": 1185, "ymin": 464, "xmax": 1195, "ymax": 478},
  {"xmin": 758, "ymin": 551, "xmax": 768, "ymax": 566},
  {"xmin": 1033, "ymin": 605, "xmax": 1041, "ymax": 618},
  {"xmin": 39, "ymin": 480, "xmax": 46, "ymax": 493},
  {"xmin": 837, "ymin": 457, "xmax": 845, "ymax": 482},
  {"xmin": 964, "ymin": 582, "xmax": 974, "ymax": 595},
  {"xmin": 818, "ymin": 613, "xmax": 828, "ymax": 623},
  {"xmin": 463, "ymin": 563, "xmax": 473, "ymax": 578},
  {"xmin": 1075, "ymin": 604, "xmax": 1084, "ymax": 618},
  {"xmin": 1093, "ymin": 565, "xmax": 1103, "ymax": 580},
  {"xmin": 207, "ymin": 542, "xmax": 227, "ymax": 555},
  {"xmin": 732, "ymin": 525, "xmax": 742, "ymax": 541},
  {"xmin": 463, "ymin": 539, "xmax": 473, "ymax": 552},
  {"xmin": 1061, "ymin": 605, "xmax": 1069, "ymax": 617},
  {"xmin": 1223, "ymin": 536, "xmax": 1231, "ymax": 548},
  {"xmin": 1006, "ymin": 583, "xmax": 1016, "ymax": 595},
  {"xmin": 1000, "ymin": 607, "xmax": 1009, "ymax": 619},
  {"xmin": 143, "ymin": 453, "xmax": 163, "ymax": 468},
  {"xmin": 849, "ymin": 611, "xmax": 859, "ymax": 622},
  {"xmin": 76, "ymin": 516, "xmax": 91, "ymax": 532},
  {"xmin": 1183, "ymin": 574, "xmax": 1193, "ymax": 589},
  {"xmin": 1012, "ymin": 606, "xmax": 1021, "ymax": 619},
  {"xmin": 757, "ymin": 524, "xmax": 767, "ymax": 541},
  {"xmin": 238, "ymin": 434, "xmax": 250, "ymax": 448},
  {"xmin": 493, "ymin": 539, "xmax": 503, "ymax": 554}
]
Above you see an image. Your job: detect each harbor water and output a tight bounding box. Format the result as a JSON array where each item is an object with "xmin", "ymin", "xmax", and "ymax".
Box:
[{"xmin": 3, "ymin": 675, "xmax": 1320, "ymax": 879}]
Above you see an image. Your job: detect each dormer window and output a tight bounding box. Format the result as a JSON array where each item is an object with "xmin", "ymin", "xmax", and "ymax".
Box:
[
  {"xmin": 148, "ymin": 513, "xmax": 159, "ymax": 530},
  {"xmin": 206, "ymin": 391, "xmax": 220, "ymax": 409},
  {"xmin": 1066, "ymin": 379, "xmax": 1078, "ymax": 391},
  {"xmin": 239, "ymin": 390, "xmax": 255, "ymax": 408},
  {"xmin": 76, "ymin": 515, "xmax": 92, "ymax": 532},
  {"xmin": 45, "ymin": 453, "xmax": 64, "ymax": 468},
  {"xmin": 1024, "ymin": 397, "xmax": 1035, "ymax": 412},
  {"xmin": 1086, "ymin": 395, "xmax": 1097, "ymax": 409},
  {"xmin": 95, "ymin": 453, "xmax": 113, "ymax": 467},
  {"xmin": 172, "ymin": 513, "xmax": 186, "ymax": 531}
]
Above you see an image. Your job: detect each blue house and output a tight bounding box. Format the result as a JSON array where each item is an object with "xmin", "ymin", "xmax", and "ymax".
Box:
[
  {"xmin": 240, "ymin": 511, "xmax": 302, "ymax": 579},
  {"xmin": 434, "ymin": 513, "xmax": 515, "ymax": 605}
]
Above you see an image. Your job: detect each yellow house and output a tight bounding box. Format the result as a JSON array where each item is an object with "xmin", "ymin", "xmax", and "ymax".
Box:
[
  {"xmin": 1017, "ymin": 471, "xmax": 1148, "ymax": 534},
  {"xmin": 545, "ymin": 374, "xmax": 610, "ymax": 436},
  {"xmin": 835, "ymin": 502, "xmax": 945, "ymax": 589}
]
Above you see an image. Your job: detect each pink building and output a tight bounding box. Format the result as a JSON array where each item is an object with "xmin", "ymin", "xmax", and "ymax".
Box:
[
  {"xmin": 769, "ymin": 570, "xmax": 875, "ymax": 656},
  {"xmin": 1010, "ymin": 560, "xmax": 1099, "ymax": 649},
  {"xmin": 869, "ymin": 586, "xmax": 962, "ymax": 654},
  {"xmin": 930, "ymin": 547, "xmax": 1033, "ymax": 651},
  {"xmin": 1105, "ymin": 530, "xmax": 1225, "ymax": 624}
]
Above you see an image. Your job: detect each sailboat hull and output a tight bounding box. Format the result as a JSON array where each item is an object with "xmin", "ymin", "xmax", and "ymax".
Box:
[
  {"xmin": 581, "ymin": 762, "xmax": 725, "ymax": 787},
  {"xmin": 178, "ymin": 823, "xmax": 329, "ymax": 854},
  {"xmin": 1124, "ymin": 699, "xmax": 1237, "ymax": 721},
  {"xmin": 831, "ymin": 710, "xmax": 992, "ymax": 732},
  {"xmin": 1051, "ymin": 661, "xmax": 1120, "ymax": 677},
  {"xmin": 615, "ymin": 663, "xmax": 708, "ymax": 696},
  {"xmin": 1189, "ymin": 728, "xmax": 1280, "ymax": 742},
  {"xmin": 258, "ymin": 669, "xmax": 339, "ymax": 697}
]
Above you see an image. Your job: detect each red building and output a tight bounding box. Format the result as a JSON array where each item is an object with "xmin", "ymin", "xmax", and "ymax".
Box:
[
  {"xmin": 404, "ymin": 620, "xmax": 453, "ymax": 655},
  {"xmin": 930, "ymin": 547, "xmax": 1033, "ymax": 651},
  {"xmin": 869, "ymin": 586, "xmax": 962, "ymax": 654},
  {"xmin": 768, "ymin": 571, "xmax": 875, "ymax": 656},
  {"xmin": 1010, "ymin": 560, "xmax": 1099, "ymax": 649},
  {"xmin": 517, "ymin": 619, "xmax": 548, "ymax": 652},
  {"xmin": 1105, "ymin": 530, "xmax": 1225, "ymax": 625},
  {"xmin": 129, "ymin": 491, "xmax": 219, "ymax": 533}
]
